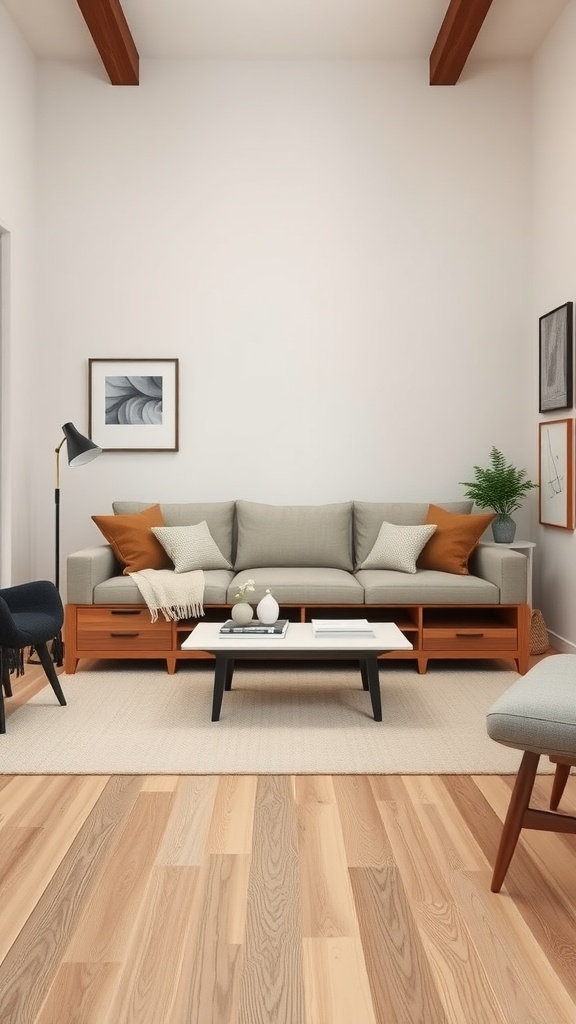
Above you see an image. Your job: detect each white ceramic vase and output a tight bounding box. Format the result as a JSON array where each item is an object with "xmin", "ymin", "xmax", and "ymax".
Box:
[
  {"xmin": 231, "ymin": 602, "xmax": 253, "ymax": 625},
  {"xmin": 256, "ymin": 589, "xmax": 279, "ymax": 625}
]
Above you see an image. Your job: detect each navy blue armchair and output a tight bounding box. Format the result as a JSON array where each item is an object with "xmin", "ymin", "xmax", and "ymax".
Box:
[{"xmin": 0, "ymin": 581, "xmax": 66, "ymax": 733}]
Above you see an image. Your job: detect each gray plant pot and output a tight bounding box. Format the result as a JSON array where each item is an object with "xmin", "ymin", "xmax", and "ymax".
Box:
[{"xmin": 491, "ymin": 514, "xmax": 516, "ymax": 543}]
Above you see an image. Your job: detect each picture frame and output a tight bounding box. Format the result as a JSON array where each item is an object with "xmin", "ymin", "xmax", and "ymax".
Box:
[
  {"xmin": 538, "ymin": 418, "xmax": 574, "ymax": 529},
  {"xmin": 89, "ymin": 358, "xmax": 179, "ymax": 452},
  {"xmin": 539, "ymin": 301, "xmax": 573, "ymax": 412}
]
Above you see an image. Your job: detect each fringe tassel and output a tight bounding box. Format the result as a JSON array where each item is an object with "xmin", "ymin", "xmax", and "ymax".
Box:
[
  {"xmin": 1, "ymin": 646, "xmax": 23, "ymax": 697},
  {"xmin": 151, "ymin": 603, "xmax": 205, "ymax": 623},
  {"xmin": 3, "ymin": 647, "xmax": 24, "ymax": 676}
]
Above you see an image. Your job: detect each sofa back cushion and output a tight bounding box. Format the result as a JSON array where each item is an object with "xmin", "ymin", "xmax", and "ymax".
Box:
[
  {"xmin": 113, "ymin": 501, "xmax": 235, "ymax": 564},
  {"xmin": 353, "ymin": 500, "xmax": 473, "ymax": 570},
  {"xmin": 234, "ymin": 500, "xmax": 354, "ymax": 570}
]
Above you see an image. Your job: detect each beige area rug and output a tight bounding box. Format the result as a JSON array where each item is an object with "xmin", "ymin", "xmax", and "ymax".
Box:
[{"xmin": 0, "ymin": 661, "xmax": 550, "ymax": 776}]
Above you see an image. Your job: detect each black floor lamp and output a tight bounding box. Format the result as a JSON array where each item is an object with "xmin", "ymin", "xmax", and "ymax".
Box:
[{"xmin": 52, "ymin": 422, "xmax": 102, "ymax": 664}]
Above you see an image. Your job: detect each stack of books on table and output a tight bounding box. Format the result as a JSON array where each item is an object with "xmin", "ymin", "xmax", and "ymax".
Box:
[
  {"xmin": 219, "ymin": 619, "xmax": 289, "ymax": 638},
  {"xmin": 311, "ymin": 618, "xmax": 376, "ymax": 639}
]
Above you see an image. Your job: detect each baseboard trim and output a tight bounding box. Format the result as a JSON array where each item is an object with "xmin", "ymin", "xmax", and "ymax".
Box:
[{"xmin": 546, "ymin": 631, "xmax": 576, "ymax": 655}]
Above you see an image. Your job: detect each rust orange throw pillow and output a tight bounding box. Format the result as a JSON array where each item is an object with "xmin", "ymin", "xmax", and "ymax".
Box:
[
  {"xmin": 92, "ymin": 504, "xmax": 171, "ymax": 575},
  {"xmin": 417, "ymin": 504, "xmax": 494, "ymax": 575}
]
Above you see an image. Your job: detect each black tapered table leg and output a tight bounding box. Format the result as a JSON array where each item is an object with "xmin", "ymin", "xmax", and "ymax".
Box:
[
  {"xmin": 359, "ymin": 661, "xmax": 369, "ymax": 691},
  {"xmin": 212, "ymin": 656, "xmax": 229, "ymax": 721},
  {"xmin": 363, "ymin": 656, "xmax": 382, "ymax": 721},
  {"xmin": 225, "ymin": 659, "xmax": 235, "ymax": 691}
]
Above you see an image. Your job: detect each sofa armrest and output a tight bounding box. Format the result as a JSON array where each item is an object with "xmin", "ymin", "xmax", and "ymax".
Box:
[
  {"xmin": 67, "ymin": 545, "xmax": 119, "ymax": 604},
  {"xmin": 470, "ymin": 545, "xmax": 527, "ymax": 604}
]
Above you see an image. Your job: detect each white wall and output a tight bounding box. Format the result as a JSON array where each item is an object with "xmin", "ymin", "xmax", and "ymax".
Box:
[
  {"xmin": 33, "ymin": 57, "xmax": 534, "ymax": 590},
  {"xmin": 532, "ymin": 0, "xmax": 576, "ymax": 650},
  {"xmin": 0, "ymin": 4, "xmax": 37, "ymax": 585}
]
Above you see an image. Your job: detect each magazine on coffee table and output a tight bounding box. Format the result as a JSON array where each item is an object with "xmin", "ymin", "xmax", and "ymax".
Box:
[
  {"xmin": 311, "ymin": 618, "xmax": 376, "ymax": 638},
  {"xmin": 219, "ymin": 619, "xmax": 289, "ymax": 637}
]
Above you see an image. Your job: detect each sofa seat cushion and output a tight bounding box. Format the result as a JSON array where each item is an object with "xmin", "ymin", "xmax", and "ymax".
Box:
[
  {"xmin": 229, "ymin": 568, "xmax": 364, "ymax": 605},
  {"xmin": 113, "ymin": 501, "xmax": 235, "ymax": 564},
  {"xmin": 356, "ymin": 569, "xmax": 499, "ymax": 605},
  {"xmin": 353, "ymin": 500, "xmax": 473, "ymax": 570},
  {"xmin": 93, "ymin": 569, "xmax": 235, "ymax": 606},
  {"xmin": 234, "ymin": 501, "xmax": 353, "ymax": 571}
]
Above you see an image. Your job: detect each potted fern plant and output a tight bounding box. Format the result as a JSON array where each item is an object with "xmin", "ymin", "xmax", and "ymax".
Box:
[{"xmin": 460, "ymin": 447, "xmax": 536, "ymax": 542}]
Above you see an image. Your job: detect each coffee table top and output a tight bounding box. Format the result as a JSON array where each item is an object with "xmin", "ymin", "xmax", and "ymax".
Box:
[{"xmin": 181, "ymin": 621, "xmax": 413, "ymax": 653}]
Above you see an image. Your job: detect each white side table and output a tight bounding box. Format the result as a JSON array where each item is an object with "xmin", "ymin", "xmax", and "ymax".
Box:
[{"xmin": 479, "ymin": 540, "xmax": 535, "ymax": 608}]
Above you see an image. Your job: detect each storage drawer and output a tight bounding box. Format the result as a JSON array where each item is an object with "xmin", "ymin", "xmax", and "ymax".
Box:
[
  {"xmin": 76, "ymin": 607, "xmax": 172, "ymax": 651},
  {"xmin": 423, "ymin": 627, "xmax": 517, "ymax": 652}
]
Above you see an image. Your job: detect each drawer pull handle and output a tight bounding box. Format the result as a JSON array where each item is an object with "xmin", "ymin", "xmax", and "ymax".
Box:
[
  {"xmin": 111, "ymin": 609, "xmax": 142, "ymax": 616},
  {"xmin": 110, "ymin": 631, "xmax": 140, "ymax": 638},
  {"xmin": 456, "ymin": 631, "xmax": 484, "ymax": 638}
]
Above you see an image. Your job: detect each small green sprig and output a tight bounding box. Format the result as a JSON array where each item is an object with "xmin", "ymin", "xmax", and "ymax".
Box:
[{"xmin": 234, "ymin": 578, "xmax": 256, "ymax": 602}]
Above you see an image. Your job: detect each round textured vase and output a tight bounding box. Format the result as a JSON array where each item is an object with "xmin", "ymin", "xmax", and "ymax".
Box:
[
  {"xmin": 231, "ymin": 602, "xmax": 253, "ymax": 625},
  {"xmin": 491, "ymin": 514, "xmax": 516, "ymax": 543},
  {"xmin": 256, "ymin": 589, "xmax": 279, "ymax": 625}
]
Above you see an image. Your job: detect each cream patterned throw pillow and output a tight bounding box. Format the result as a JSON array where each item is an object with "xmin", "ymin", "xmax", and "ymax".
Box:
[
  {"xmin": 360, "ymin": 521, "xmax": 437, "ymax": 574},
  {"xmin": 152, "ymin": 521, "xmax": 232, "ymax": 573}
]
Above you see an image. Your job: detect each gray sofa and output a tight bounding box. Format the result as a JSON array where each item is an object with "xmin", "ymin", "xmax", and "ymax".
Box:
[{"xmin": 65, "ymin": 498, "xmax": 530, "ymax": 674}]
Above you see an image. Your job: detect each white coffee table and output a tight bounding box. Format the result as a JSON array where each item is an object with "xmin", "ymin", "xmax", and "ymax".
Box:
[{"xmin": 181, "ymin": 621, "xmax": 413, "ymax": 722}]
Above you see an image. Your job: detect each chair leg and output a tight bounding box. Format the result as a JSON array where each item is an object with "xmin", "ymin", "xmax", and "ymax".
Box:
[
  {"xmin": 36, "ymin": 642, "xmax": 67, "ymax": 706},
  {"xmin": 1, "ymin": 652, "xmax": 12, "ymax": 697},
  {"xmin": 550, "ymin": 762, "xmax": 572, "ymax": 811},
  {"xmin": 0, "ymin": 684, "xmax": 5, "ymax": 734},
  {"xmin": 491, "ymin": 750, "xmax": 539, "ymax": 893}
]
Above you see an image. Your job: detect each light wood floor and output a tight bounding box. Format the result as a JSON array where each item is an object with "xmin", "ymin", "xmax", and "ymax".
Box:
[{"xmin": 0, "ymin": 657, "xmax": 575, "ymax": 1024}]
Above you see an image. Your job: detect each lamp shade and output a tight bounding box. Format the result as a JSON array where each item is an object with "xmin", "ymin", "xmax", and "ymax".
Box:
[{"xmin": 61, "ymin": 422, "xmax": 102, "ymax": 466}]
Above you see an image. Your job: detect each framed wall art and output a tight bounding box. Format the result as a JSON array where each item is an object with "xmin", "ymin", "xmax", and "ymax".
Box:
[
  {"xmin": 539, "ymin": 301, "xmax": 573, "ymax": 412},
  {"xmin": 89, "ymin": 358, "xmax": 179, "ymax": 452},
  {"xmin": 538, "ymin": 418, "xmax": 574, "ymax": 529}
]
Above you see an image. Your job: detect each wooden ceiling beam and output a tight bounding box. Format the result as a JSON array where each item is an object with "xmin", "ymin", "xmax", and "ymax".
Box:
[
  {"xmin": 430, "ymin": 0, "xmax": 496, "ymax": 85},
  {"xmin": 76, "ymin": 0, "xmax": 139, "ymax": 85}
]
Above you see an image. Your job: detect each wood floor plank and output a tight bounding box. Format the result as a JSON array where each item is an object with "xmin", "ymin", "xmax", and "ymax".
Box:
[
  {"xmin": 447, "ymin": 868, "xmax": 576, "ymax": 1022},
  {"xmin": 171, "ymin": 854, "xmax": 246, "ymax": 1024},
  {"xmin": 102, "ymin": 865, "xmax": 200, "ymax": 1024},
  {"xmin": 349, "ymin": 864, "xmax": 447, "ymax": 1024},
  {"xmin": 402, "ymin": 776, "xmax": 488, "ymax": 872},
  {"xmin": 0, "ymin": 779, "xmax": 109, "ymax": 961},
  {"xmin": 303, "ymin": 937, "xmax": 377, "ymax": 1024},
  {"xmin": 0, "ymin": 776, "xmax": 143, "ymax": 1024},
  {"xmin": 238, "ymin": 776, "xmax": 305, "ymax": 1024},
  {"xmin": 35, "ymin": 963, "xmax": 121, "ymax": 1024},
  {"xmin": 155, "ymin": 775, "xmax": 218, "ymax": 866},
  {"xmin": 64, "ymin": 790, "xmax": 175, "ymax": 962},
  {"xmin": 376, "ymin": 797, "xmax": 506, "ymax": 1024},
  {"xmin": 206, "ymin": 775, "xmax": 258, "ymax": 854},
  {"xmin": 295, "ymin": 776, "xmax": 359, "ymax": 938},
  {"xmin": 0, "ymin": 777, "xmax": 50, "ymax": 828},
  {"xmin": 3, "ymin": 776, "xmax": 107, "ymax": 829},
  {"xmin": 332, "ymin": 775, "xmax": 391, "ymax": 867},
  {"xmin": 140, "ymin": 775, "xmax": 179, "ymax": 791}
]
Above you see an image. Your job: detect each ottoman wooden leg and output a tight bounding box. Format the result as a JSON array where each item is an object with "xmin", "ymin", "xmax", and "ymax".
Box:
[
  {"xmin": 550, "ymin": 761, "xmax": 572, "ymax": 811},
  {"xmin": 491, "ymin": 750, "xmax": 539, "ymax": 893}
]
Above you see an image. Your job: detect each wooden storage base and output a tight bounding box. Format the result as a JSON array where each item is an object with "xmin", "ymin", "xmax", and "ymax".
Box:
[{"xmin": 64, "ymin": 602, "xmax": 530, "ymax": 676}]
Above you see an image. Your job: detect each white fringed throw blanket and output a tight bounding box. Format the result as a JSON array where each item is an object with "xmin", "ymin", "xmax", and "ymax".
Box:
[{"xmin": 128, "ymin": 569, "xmax": 205, "ymax": 622}]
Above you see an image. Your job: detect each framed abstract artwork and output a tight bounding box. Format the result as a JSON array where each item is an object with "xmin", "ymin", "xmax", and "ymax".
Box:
[
  {"xmin": 89, "ymin": 358, "xmax": 179, "ymax": 451},
  {"xmin": 538, "ymin": 418, "xmax": 574, "ymax": 529},
  {"xmin": 539, "ymin": 301, "xmax": 573, "ymax": 412}
]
